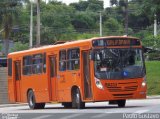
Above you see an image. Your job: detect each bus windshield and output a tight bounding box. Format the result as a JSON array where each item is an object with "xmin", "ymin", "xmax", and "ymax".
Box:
[{"xmin": 94, "ymin": 48, "xmax": 145, "ymax": 79}]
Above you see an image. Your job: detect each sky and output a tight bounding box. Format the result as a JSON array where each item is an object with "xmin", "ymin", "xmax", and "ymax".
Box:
[{"xmin": 57, "ymin": 0, "xmax": 110, "ymax": 8}]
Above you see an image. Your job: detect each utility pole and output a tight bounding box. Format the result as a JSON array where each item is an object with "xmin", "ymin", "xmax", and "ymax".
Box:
[
  {"xmin": 154, "ymin": 14, "xmax": 157, "ymax": 37},
  {"xmin": 36, "ymin": 0, "xmax": 40, "ymax": 46},
  {"xmin": 125, "ymin": 0, "xmax": 128, "ymax": 35},
  {"xmin": 29, "ymin": 1, "xmax": 33, "ymax": 48},
  {"xmin": 99, "ymin": 11, "xmax": 102, "ymax": 37}
]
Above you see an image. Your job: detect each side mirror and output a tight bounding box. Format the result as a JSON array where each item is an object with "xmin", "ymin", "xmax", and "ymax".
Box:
[{"xmin": 142, "ymin": 46, "xmax": 147, "ymax": 53}]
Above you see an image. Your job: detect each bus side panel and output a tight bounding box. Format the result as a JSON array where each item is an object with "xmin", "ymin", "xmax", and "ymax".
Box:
[
  {"xmin": 21, "ymin": 74, "xmax": 50, "ymax": 103},
  {"xmin": 57, "ymin": 71, "xmax": 70, "ymax": 102},
  {"xmin": 34, "ymin": 74, "xmax": 50, "ymax": 102},
  {"xmin": 8, "ymin": 77, "xmax": 16, "ymax": 102},
  {"xmin": 57, "ymin": 71, "xmax": 82, "ymax": 102}
]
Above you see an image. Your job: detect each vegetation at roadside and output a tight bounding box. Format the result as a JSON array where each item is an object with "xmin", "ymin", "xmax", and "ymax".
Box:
[
  {"xmin": 1, "ymin": 0, "xmax": 160, "ymax": 53},
  {"xmin": 146, "ymin": 61, "xmax": 160, "ymax": 95}
]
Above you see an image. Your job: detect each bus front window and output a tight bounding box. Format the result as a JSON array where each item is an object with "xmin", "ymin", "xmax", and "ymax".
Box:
[{"xmin": 94, "ymin": 48, "xmax": 145, "ymax": 79}]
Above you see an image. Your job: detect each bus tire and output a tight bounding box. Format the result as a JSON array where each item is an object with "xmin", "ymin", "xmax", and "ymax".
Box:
[
  {"xmin": 72, "ymin": 88, "xmax": 85, "ymax": 109},
  {"xmin": 62, "ymin": 102, "xmax": 72, "ymax": 108},
  {"xmin": 27, "ymin": 90, "xmax": 45, "ymax": 109},
  {"xmin": 117, "ymin": 100, "xmax": 126, "ymax": 107}
]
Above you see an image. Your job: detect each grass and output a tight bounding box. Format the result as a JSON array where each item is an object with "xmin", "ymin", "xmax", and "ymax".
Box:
[{"xmin": 145, "ymin": 61, "xmax": 160, "ymax": 95}]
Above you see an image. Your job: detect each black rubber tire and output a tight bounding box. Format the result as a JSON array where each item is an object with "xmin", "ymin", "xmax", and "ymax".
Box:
[
  {"xmin": 117, "ymin": 100, "xmax": 126, "ymax": 107},
  {"xmin": 27, "ymin": 90, "xmax": 45, "ymax": 109},
  {"xmin": 62, "ymin": 102, "xmax": 72, "ymax": 108},
  {"xmin": 72, "ymin": 88, "xmax": 85, "ymax": 109}
]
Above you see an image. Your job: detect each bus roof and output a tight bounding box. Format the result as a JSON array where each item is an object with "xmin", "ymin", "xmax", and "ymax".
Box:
[{"xmin": 8, "ymin": 36, "xmax": 140, "ymax": 56}]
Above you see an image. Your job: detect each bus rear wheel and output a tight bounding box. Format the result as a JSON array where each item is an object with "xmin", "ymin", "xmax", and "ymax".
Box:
[
  {"xmin": 27, "ymin": 90, "xmax": 45, "ymax": 109},
  {"xmin": 117, "ymin": 100, "xmax": 126, "ymax": 107},
  {"xmin": 72, "ymin": 88, "xmax": 85, "ymax": 109}
]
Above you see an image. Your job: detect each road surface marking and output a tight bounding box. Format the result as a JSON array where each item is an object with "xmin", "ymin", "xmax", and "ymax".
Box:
[
  {"xmin": 91, "ymin": 113, "xmax": 110, "ymax": 118},
  {"xmin": 59, "ymin": 114, "xmax": 83, "ymax": 119},
  {"xmin": 32, "ymin": 115, "xmax": 52, "ymax": 119},
  {"xmin": 134, "ymin": 110, "xmax": 149, "ymax": 114}
]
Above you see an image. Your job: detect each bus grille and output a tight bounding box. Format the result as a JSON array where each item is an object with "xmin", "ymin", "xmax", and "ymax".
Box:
[
  {"xmin": 105, "ymin": 82, "xmax": 138, "ymax": 92},
  {"xmin": 105, "ymin": 82, "xmax": 138, "ymax": 98}
]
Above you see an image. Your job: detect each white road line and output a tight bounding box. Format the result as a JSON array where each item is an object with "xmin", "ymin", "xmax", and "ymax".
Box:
[
  {"xmin": 134, "ymin": 110, "xmax": 149, "ymax": 114},
  {"xmin": 91, "ymin": 113, "xmax": 109, "ymax": 118},
  {"xmin": 59, "ymin": 114, "xmax": 83, "ymax": 119},
  {"xmin": 32, "ymin": 115, "xmax": 52, "ymax": 119}
]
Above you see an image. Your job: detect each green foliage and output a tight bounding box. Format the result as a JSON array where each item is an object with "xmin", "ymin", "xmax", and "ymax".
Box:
[
  {"xmin": 11, "ymin": 42, "xmax": 29, "ymax": 52},
  {"xmin": 142, "ymin": 35, "xmax": 160, "ymax": 48},
  {"xmin": 0, "ymin": 0, "xmax": 24, "ymax": 55},
  {"xmin": 2, "ymin": 0, "xmax": 160, "ymax": 52},
  {"xmin": 141, "ymin": 0, "xmax": 160, "ymax": 21},
  {"xmin": 103, "ymin": 17, "xmax": 124, "ymax": 35},
  {"xmin": 70, "ymin": 0, "xmax": 103, "ymax": 12},
  {"xmin": 40, "ymin": 2, "xmax": 75, "ymax": 43},
  {"xmin": 146, "ymin": 61, "xmax": 160, "ymax": 95},
  {"xmin": 76, "ymin": 33, "xmax": 99, "ymax": 39},
  {"xmin": 72, "ymin": 11, "xmax": 97, "ymax": 31}
]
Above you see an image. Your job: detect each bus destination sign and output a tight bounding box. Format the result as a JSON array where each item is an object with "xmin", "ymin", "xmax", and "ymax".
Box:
[
  {"xmin": 92, "ymin": 38, "xmax": 141, "ymax": 47},
  {"xmin": 106, "ymin": 39, "xmax": 130, "ymax": 46}
]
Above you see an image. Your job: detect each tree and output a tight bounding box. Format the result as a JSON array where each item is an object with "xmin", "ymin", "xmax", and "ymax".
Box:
[
  {"xmin": 40, "ymin": 1, "xmax": 75, "ymax": 43},
  {"xmin": 141, "ymin": 0, "xmax": 160, "ymax": 22},
  {"xmin": 11, "ymin": 42, "xmax": 28, "ymax": 52},
  {"xmin": 103, "ymin": 17, "xmax": 124, "ymax": 35},
  {"xmin": 70, "ymin": 0, "xmax": 103, "ymax": 12},
  {"xmin": 71, "ymin": 12, "xmax": 96, "ymax": 31},
  {"xmin": 70, "ymin": 1, "xmax": 89, "ymax": 11},
  {"xmin": 0, "ymin": 0, "xmax": 23, "ymax": 55},
  {"xmin": 110, "ymin": 0, "xmax": 118, "ymax": 6}
]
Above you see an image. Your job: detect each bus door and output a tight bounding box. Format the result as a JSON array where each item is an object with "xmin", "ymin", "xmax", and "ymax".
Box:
[
  {"xmin": 82, "ymin": 51, "xmax": 92, "ymax": 99},
  {"xmin": 49, "ymin": 56, "xmax": 57, "ymax": 101},
  {"xmin": 14, "ymin": 61, "xmax": 21, "ymax": 102}
]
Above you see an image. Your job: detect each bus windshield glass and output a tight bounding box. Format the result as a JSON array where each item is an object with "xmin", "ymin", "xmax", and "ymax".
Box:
[{"xmin": 94, "ymin": 48, "xmax": 145, "ymax": 79}]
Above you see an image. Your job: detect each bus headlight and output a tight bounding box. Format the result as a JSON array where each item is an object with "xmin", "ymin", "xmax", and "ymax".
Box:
[
  {"xmin": 95, "ymin": 77, "xmax": 104, "ymax": 90},
  {"xmin": 142, "ymin": 76, "xmax": 146, "ymax": 87}
]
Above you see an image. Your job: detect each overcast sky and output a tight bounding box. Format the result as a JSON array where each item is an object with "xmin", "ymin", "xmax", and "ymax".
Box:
[{"xmin": 57, "ymin": 0, "xmax": 110, "ymax": 8}]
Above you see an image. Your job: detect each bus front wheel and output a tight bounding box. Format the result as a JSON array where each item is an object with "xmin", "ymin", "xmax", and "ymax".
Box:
[
  {"xmin": 27, "ymin": 90, "xmax": 45, "ymax": 109},
  {"xmin": 117, "ymin": 100, "xmax": 126, "ymax": 107},
  {"xmin": 72, "ymin": 88, "xmax": 85, "ymax": 109}
]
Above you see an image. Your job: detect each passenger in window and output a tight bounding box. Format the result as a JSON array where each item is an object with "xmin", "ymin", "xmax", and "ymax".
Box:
[
  {"xmin": 74, "ymin": 60, "xmax": 79, "ymax": 70},
  {"xmin": 60, "ymin": 61, "xmax": 66, "ymax": 71},
  {"xmin": 37, "ymin": 64, "xmax": 41, "ymax": 73}
]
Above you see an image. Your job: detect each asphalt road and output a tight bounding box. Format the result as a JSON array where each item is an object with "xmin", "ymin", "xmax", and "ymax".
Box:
[{"xmin": 0, "ymin": 98, "xmax": 160, "ymax": 119}]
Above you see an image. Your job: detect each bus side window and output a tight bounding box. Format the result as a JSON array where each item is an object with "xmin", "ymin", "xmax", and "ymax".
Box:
[
  {"xmin": 32, "ymin": 54, "xmax": 43, "ymax": 74},
  {"xmin": 23, "ymin": 56, "xmax": 32, "ymax": 75},
  {"xmin": 8, "ymin": 58, "xmax": 12, "ymax": 76},
  {"xmin": 67, "ymin": 48, "xmax": 80, "ymax": 70},
  {"xmin": 59, "ymin": 50, "xmax": 66, "ymax": 71}
]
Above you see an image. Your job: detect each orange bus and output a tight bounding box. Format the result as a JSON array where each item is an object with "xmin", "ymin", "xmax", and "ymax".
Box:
[{"xmin": 8, "ymin": 36, "xmax": 147, "ymax": 109}]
